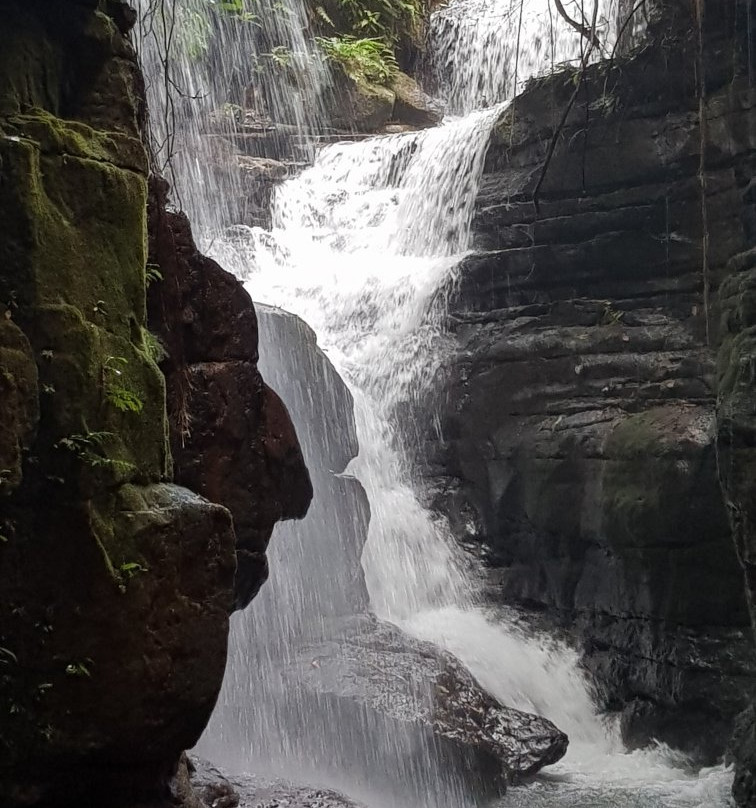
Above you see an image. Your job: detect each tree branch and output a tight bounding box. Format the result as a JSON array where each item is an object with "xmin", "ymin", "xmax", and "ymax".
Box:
[
  {"xmin": 552, "ymin": 0, "xmax": 602, "ymax": 49},
  {"xmin": 533, "ymin": 0, "xmax": 600, "ymax": 212}
]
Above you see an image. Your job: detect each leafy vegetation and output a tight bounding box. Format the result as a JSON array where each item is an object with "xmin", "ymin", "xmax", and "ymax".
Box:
[
  {"xmin": 173, "ymin": 0, "xmax": 260, "ymax": 60},
  {"xmin": 317, "ymin": 35, "xmax": 398, "ymax": 85},
  {"xmin": 56, "ymin": 432, "xmax": 137, "ymax": 476},
  {"xmin": 317, "ymin": 0, "xmax": 424, "ymax": 46},
  {"xmin": 119, "ymin": 562, "xmax": 149, "ymax": 580},
  {"xmin": 103, "ymin": 357, "xmax": 145, "ymax": 415}
]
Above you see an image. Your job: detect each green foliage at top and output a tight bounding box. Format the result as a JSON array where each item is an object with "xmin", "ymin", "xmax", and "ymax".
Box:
[
  {"xmin": 317, "ymin": 36, "xmax": 398, "ymax": 85},
  {"xmin": 318, "ymin": 0, "xmax": 423, "ymax": 45},
  {"xmin": 174, "ymin": 0, "xmax": 260, "ymax": 60}
]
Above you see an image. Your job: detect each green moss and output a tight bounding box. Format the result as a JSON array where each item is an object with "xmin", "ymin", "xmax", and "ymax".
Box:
[
  {"xmin": 0, "ymin": 125, "xmax": 147, "ymax": 322},
  {"xmin": 5, "ymin": 111, "xmax": 147, "ymax": 173},
  {"xmin": 0, "ymin": 319, "xmax": 39, "ymax": 492}
]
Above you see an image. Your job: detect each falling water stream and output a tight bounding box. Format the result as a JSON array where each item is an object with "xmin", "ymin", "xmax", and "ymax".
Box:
[{"xmin": 137, "ymin": 0, "xmax": 734, "ymax": 805}]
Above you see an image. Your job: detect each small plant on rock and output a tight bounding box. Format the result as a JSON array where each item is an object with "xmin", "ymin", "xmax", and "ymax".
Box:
[
  {"xmin": 103, "ymin": 356, "xmax": 144, "ymax": 414},
  {"xmin": 56, "ymin": 432, "xmax": 136, "ymax": 476},
  {"xmin": 317, "ymin": 35, "xmax": 398, "ymax": 84}
]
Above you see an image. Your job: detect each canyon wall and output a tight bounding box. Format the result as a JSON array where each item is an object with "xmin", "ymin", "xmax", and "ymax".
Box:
[
  {"xmin": 0, "ymin": 1, "xmax": 310, "ymax": 804},
  {"xmin": 418, "ymin": 0, "xmax": 756, "ymax": 767}
]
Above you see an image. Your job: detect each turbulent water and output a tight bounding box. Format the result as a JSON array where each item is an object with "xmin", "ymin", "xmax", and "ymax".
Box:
[{"xmin": 138, "ymin": 0, "xmax": 734, "ymax": 806}]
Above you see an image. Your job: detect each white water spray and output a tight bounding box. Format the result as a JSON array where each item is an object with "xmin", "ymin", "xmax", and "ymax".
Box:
[{"xmin": 210, "ymin": 109, "xmax": 732, "ymax": 805}]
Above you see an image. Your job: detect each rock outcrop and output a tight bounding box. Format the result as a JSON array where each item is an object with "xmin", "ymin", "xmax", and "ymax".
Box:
[
  {"xmin": 189, "ymin": 758, "xmax": 365, "ymax": 808},
  {"xmin": 201, "ymin": 304, "xmax": 566, "ymax": 799},
  {"xmin": 256, "ymin": 305, "xmax": 369, "ymax": 621},
  {"xmin": 146, "ymin": 187, "xmax": 312, "ymax": 610},
  {"xmin": 285, "ymin": 615, "xmax": 568, "ymax": 791},
  {"xmin": 0, "ymin": 1, "xmax": 310, "ymax": 804},
  {"xmin": 416, "ymin": 0, "xmax": 756, "ymax": 765}
]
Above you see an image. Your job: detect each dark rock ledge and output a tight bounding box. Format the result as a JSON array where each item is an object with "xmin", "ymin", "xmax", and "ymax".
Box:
[{"xmin": 412, "ymin": 0, "xmax": 756, "ymax": 779}]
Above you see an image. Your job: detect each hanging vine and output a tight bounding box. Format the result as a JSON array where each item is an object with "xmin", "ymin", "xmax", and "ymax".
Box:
[{"xmin": 694, "ymin": 0, "xmax": 711, "ymax": 346}]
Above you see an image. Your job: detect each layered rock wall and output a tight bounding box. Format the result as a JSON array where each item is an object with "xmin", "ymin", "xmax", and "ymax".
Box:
[{"xmin": 418, "ymin": 0, "xmax": 756, "ymax": 763}]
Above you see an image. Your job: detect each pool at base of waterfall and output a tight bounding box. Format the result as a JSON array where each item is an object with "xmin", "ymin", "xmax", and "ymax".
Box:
[{"xmin": 495, "ymin": 765, "xmax": 734, "ymax": 808}]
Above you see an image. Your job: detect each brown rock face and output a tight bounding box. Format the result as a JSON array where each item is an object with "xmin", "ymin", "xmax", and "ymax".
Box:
[
  {"xmin": 146, "ymin": 179, "xmax": 312, "ymax": 610},
  {"xmin": 415, "ymin": 0, "xmax": 756, "ymax": 766}
]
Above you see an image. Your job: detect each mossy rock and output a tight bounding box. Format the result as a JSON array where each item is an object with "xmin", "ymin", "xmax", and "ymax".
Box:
[
  {"xmin": 390, "ymin": 70, "xmax": 441, "ymax": 128},
  {"xmin": 328, "ymin": 69, "xmax": 396, "ymax": 132},
  {"xmin": 0, "ymin": 2, "xmax": 243, "ymax": 803},
  {"xmin": 0, "ymin": 123, "xmax": 147, "ymax": 325},
  {"xmin": 0, "ymin": 317, "xmax": 39, "ymax": 493},
  {"xmin": 0, "ymin": 483, "xmax": 236, "ymax": 797}
]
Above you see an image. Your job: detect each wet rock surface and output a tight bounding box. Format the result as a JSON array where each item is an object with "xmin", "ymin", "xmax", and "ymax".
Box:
[
  {"xmin": 256, "ymin": 305, "xmax": 369, "ymax": 620},
  {"xmin": 390, "ymin": 71, "xmax": 442, "ymax": 129},
  {"xmin": 284, "ymin": 615, "xmax": 567, "ymax": 790},
  {"xmin": 189, "ymin": 758, "xmax": 364, "ymax": 808},
  {"xmin": 415, "ymin": 0, "xmax": 756, "ymax": 765},
  {"xmin": 147, "ymin": 183, "xmax": 312, "ymax": 610},
  {"xmin": 0, "ymin": 2, "xmax": 237, "ymax": 803}
]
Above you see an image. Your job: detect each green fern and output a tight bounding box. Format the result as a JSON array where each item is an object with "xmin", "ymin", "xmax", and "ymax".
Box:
[
  {"xmin": 56, "ymin": 432, "xmax": 137, "ymax": 475},
  {"xmin": 103, "ymin": 357, "xmax": 144, "ymax": 415},
  {"xmin": 330, "ymin": 0, "xmax": 422, "ymax": 45},
  {"xmin": 317, "ymin": 36, "xmax": 398, "ymax": 84}
]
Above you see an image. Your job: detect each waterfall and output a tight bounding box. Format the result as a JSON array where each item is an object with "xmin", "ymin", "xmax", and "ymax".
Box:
[
  {"xmin": 425, "ymin": 0, "xmax": 621, "ymax": 114},
  {"xmin": 136, "ymin": 1, "xmax": 734, "ymax": 805},
  {"xmin": 135, "ymin": 0, "xmax": 328, "ymax": 233},
  {"xmin": 201, "ymin": 103, "xmax": 732, "ymax": 808}
]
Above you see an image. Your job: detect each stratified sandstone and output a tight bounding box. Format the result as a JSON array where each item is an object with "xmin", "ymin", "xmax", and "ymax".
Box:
[{"xmin": 416, "ymin": 0, "xmax": 756, "ymax": 766}]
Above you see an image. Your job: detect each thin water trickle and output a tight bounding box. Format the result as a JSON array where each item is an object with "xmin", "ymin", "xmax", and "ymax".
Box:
[{"xmin": 137, "ymin": 0, "xmax": 734, "ymax": 805}]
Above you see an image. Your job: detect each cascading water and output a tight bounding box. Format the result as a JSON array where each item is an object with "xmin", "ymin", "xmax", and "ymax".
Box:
[
  {"xmin": 425, "ymin": 0, "xmax": 621, "ymax": 114},
  {"xmin": 201, "ymin": 109, "xmax": 734, "ymax": 808},
  {"xmin": 136, "ymin": 0, "xmax": 328, "ymax": 232},
  {"xmin": 137, "ymin": 1, "xmax": 735, "ymax": 805}
]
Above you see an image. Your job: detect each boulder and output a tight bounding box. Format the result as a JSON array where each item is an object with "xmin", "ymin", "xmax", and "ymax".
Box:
[
  {"xmin": 283, "ymin": 615, "xmax": 567, "ymax": 794},
  {"xmin": 189, "ymin": 757, "xmax": 364, "ymax": 808},
  {"xmin": 147, "ymin": 182, "xmax": 313, "ymax": 610},
  {"xmin": 391, "ymin": 71, "xmax": 442, "ymax": 128},
  {"xmin": 326, "ymin": 67, "xmax": 396, "ymax": 133}
]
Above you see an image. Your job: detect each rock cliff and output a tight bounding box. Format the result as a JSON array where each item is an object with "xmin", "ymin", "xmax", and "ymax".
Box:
[
  {"xmin": 0, "ymin": 1, "xmax": 310, "ymax": 804},
  {"xmin": 417, "ymin": 0, "xmax": 756, "ymax": 768}
]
